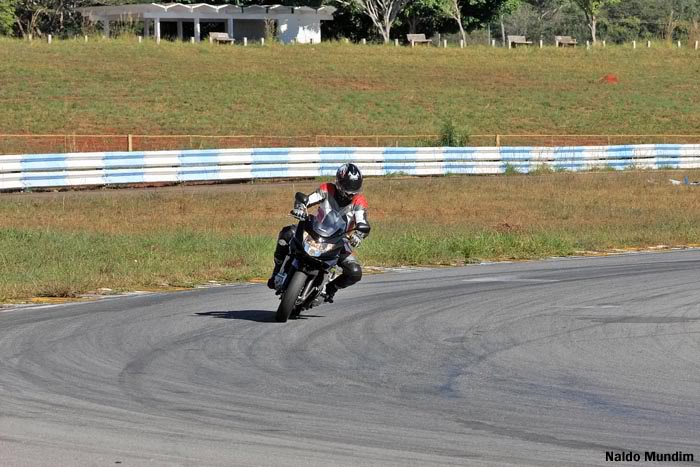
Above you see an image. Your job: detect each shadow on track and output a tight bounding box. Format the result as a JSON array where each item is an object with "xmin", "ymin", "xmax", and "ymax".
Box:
[{"xmin": 195, "ymin": 310, "xmax": 325, "ymax": 322}]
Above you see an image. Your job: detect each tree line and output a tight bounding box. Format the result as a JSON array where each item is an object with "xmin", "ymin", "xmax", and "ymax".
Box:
[{"xmin": 1, "ymin": 0, "xmax": 699, "ymax": 46}]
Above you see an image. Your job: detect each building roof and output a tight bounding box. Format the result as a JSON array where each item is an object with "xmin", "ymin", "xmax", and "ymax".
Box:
[{"xmin": 77, "ymin": 3, "xmax": 336, "ymax": 20}]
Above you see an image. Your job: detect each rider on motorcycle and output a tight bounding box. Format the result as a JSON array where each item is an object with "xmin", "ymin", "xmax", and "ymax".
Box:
[{"xmin": 268, "ymin": 163, "xmax": 371, "ymax": 303}]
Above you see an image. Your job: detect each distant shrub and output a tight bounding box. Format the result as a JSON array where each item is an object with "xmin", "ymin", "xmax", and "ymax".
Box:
[
  {"xmin": 503, "ymin": 163, "xmax": 521, "ymax": 175},
  {"xmin": 438, "ymin": 119, "xmax": 470, "ymax": 147}
]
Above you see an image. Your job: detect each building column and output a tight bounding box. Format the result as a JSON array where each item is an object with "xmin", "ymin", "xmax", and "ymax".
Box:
[
  {"xmin": 144, "ymin": 19, "xmax": 150, "ymax": 38},
  {"xmin": 154, "ymin": 17, "xmax": 161, "ymax": 43},
  {"xmin": 227, "ymin": 18, "xmax": 234, "ymax": 38},
  {"xmin": 102, "ymin": 19, "xmax": 110, "ymax": 38},
  {"xmin": 177, "ymin": 20, "xmax": 183, "ymax": 40},
  {"xmin": 194, "ymin": 17, "xmax": 201, "ymax": 42}
]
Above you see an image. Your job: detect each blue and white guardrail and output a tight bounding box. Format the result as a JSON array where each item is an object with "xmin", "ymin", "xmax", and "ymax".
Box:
[{"xmin": 1, "ymin": 144, "xmax": 699, "ymax": 191}]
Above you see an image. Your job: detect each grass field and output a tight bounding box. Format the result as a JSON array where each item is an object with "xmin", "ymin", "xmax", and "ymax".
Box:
[
  {"xmin": 3, "ymin": 38, "xmax": 700, "ymax": 302},
  {"xmin": 2, "ymin": 170, "xmax": 700, "ymax": 302},
  {"xmin": 1, "ymin": 37, "xmax": 700, "ymax": 140}
]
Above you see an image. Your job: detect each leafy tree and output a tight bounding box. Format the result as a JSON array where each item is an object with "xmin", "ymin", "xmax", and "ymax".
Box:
[
  {"xmin": 442, "ymin": 0, "xmax": 510, "ymax": 44},
  {"xmin": 570, "ymin": 0, "xmax": 621, "ymax": 43},
  {"xmin": 324, "ymin": 0, "xmax": 379, "ymax": 41},
  {"xmin": 501, "ymin": 0, "xmax": 586, "ymax": 43},
  {"xmin": 348, "ymin": 0, "xmax": 413, "ymax": 43},
  {"xmin": 401, "ymin": 0, "xmax": 444, "ymax": 35},
  {"xmin": 0, "ymin": 0, "xmax": 16, "ymax": 35},
  {"xmin": 12, "ymin": 0, "xmax": 95, "ymax": 37},
  {"xmin": 497, "ymin": 0, "xmax": 521, "ymax": 45}
]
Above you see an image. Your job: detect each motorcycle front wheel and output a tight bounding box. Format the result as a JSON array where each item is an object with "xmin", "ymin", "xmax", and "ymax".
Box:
[{"xmin": 275, "ymin": 270, "xmax": 308, "ymax": 322}]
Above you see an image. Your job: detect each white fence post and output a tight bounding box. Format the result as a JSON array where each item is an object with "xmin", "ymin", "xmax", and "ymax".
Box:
[
  {"xmin": 261, "ymin": 37, "xmax": 265, "ymax": 46},
  {"xmin": 362, "ymin": 38, "xmax": 367, "ymax": 45},
  {"xmin": 47, "ymin": 34, "xmax": 52, "ymax": 44},
  {"xmin": 633, "ymin": 40, "xmax": 636, "ymax": 49},
  {"xmin": 138, "ymin": 35, "xmax": 142, "ymax": 43},
  {"xmin": 244, "ymin": 37, "xmax": 248, "ymax": 46},
  {"xmin": 602, "ymin": 40, "xmax": 606, "ymax": 47},
  {"xmin": 677, "ymin": 40, "xmax": 681, "ymax": 48},
  {"xmin": 539, "ymin": 39, "xmax": 543, "ymax": 48},
  {"xmin": 695, "ymin": 41, "xmax": 699, "ymax": 50},
  {"xmin": 586, "ymin": 40, "xmax": 590, "ymax": 50},
  {"xmin": 84, "ymin": 35, "xmax": 88, "ymax": 42},
  {"xmin": 443, "ymin": 39, "xmax": 447, "ymax": 48},
  {"xmin": 394, "ymin": 38, "xmax": 398, "ymax": 46},
  {"xmin": 491, "ymin": 39, "xmax": 496, "ymax": 47},
  {"xmin": 460, "ymin": 39, "xmax": 464, "ymax": 49}
]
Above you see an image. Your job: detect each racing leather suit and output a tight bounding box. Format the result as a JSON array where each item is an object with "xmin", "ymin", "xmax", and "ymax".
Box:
[{"xmin": 272, "ymin": 183, "xmax": 371, "ymax": 292}]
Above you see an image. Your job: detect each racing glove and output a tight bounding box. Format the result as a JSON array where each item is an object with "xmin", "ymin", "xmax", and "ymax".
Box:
[
  {"xmin": 290, "ymin": 205, "xmax": 308, "ymax": 220},
  {"xmin": 349, "ymin": 231, "xmax": 364, "ymax": 248}
]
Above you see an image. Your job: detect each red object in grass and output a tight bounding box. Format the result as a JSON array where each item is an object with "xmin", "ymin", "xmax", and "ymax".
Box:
[{"xmin": 599, "ymin": 73, "xmax": 619, "ymax": 84}]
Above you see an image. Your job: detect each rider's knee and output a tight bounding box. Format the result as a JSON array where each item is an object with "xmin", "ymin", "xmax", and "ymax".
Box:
[
  {"xmin": 344, "ymin": 262, "xmax": 362, "ymax": 285},
  {"xmin": 278, "ymin": 225, "xmax": 296, "ymax": 245}
]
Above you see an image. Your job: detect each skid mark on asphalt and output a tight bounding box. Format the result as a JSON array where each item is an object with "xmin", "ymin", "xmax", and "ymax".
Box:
[
  {"xmin": 462, "ymin": 276, "xmax": 560, "ymax": 283},
  {"xmin": 457, "ymin": 419, "xmax": 621, "ymax": 452}
]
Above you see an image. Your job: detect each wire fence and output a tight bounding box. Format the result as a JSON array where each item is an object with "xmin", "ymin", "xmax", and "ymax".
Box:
[{"xmin": 4, "ymin": 133, "xmax": 700, "ymax": 155}]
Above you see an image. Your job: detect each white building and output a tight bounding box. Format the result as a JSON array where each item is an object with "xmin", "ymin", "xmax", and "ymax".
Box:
[{"xmin": 77, "ymin": 3, "xmax": 336, "ymax": 44}]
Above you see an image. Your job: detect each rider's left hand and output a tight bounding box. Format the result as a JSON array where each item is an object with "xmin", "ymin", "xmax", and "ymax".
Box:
[{"xmin": 349, "ymin": 232, "xmax": 364, "ymax": 248}]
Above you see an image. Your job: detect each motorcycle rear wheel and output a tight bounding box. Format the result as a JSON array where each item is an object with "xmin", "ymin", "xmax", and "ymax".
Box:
[{"xmin": 276, "ymin": 271, "xmax": 307, "ymax": 322}]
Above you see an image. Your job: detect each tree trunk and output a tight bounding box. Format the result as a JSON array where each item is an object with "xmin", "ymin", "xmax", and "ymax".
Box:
[
  {"xmin": 16, "ymin": 19, "xmax": 26, "ymax": 38},
  {"xmin": 458, "ymin": 19, "xmax": 466, "ymax": 44},
  {"xmin": 691, "ymin": 18, "xmax": 700, "ymax": 45},
  {"xmin": 590, "ymin": 14, "xmax": 597, "ymax": 44},
  {"xmin": 665, "ymin": 10, "xmax": 675, "ymax": 42},
  {"xmin": 408, "ymin": 14, "xmax": 417, "ymax": 34},
  {"xmin": 382, "ymin": 22, "xmax": 390, "ymax": 43},
  {"xmin": 500, "ymin": 15, "xmax": 506, "ymax": 47}
]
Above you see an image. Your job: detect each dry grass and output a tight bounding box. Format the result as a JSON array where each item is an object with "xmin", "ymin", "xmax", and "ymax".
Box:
[{"xmin": 2, "ymin": 170, "xmax": 700, "ymax": 301}]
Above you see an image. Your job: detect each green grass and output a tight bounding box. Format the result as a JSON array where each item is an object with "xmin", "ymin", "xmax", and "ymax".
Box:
[
  {"xmin": 0, "ymin": 228, "xmax": 272, "ymax": 301},
  {"xmin": 2, "ymin": 171, "xmax": 700, "ymax": 302},
  {"xmin": 2, "ymin": 37, "xmax": 700, "ymax": 140}
]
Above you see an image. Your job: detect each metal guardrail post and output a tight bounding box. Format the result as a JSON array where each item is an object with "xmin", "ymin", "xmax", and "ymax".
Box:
[
  {"xmin": 495, "ymin": 134, "xmax": 501, "ymax": 147},
  {"xmin": 127, "ymin": 134, "xmax": 133, "ymax": 152}
]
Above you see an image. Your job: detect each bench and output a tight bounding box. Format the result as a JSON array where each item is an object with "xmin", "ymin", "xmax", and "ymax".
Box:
[
  {"xmin": 407, "ymin": 33, "xmax": 432, "ymax": 46},
  {"xmin": 507, "ymin": 35, "xmax": 533, "ymax": 48},
  {"xmin": 209, "ymin": 32, "xmax": 235, "ymax": 44},
  {"xmin": 555, "ymin": 35, "xmax": 577, "ymax": 47}
]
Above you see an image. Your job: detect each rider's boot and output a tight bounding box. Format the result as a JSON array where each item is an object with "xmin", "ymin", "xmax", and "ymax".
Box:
[
  {"xmin": 269, "ymin": 227, "xmax": 295, "ymax": 289},
  {"xmin": 323, "ymin": 282, "xmax": 338, "ymax": 303},
  {"xmin": 267, "ymin": 259, "xmax": 283, "ymax": 289}
]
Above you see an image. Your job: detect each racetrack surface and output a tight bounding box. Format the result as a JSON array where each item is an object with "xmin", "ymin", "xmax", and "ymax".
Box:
[{"xmin": 2, "ymin": 251, "xmax": 700, "ymax": 466}]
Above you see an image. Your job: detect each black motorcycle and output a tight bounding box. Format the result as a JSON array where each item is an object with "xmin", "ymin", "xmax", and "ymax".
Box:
[{"xmin": 272, "ymin": 207, "xmax": 349, "ymax": 322}]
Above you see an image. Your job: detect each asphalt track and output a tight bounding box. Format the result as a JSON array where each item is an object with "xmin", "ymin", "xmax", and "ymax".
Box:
[{"xmin": 2, "ymin": 251, "xmax": 700, "ymax": 466}]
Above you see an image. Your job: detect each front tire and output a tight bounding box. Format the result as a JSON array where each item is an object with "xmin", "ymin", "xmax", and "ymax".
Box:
[{"xmin": 276, "ymin": 271, "xmax": 308, "ymax": 322}]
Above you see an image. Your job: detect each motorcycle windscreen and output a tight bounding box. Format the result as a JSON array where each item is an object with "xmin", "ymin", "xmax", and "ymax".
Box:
[{"xmin": 313, "ymin": 203, "xmax": 347, "ymax": 238}]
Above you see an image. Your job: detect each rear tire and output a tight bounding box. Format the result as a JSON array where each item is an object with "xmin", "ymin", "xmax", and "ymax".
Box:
[{"xmin": 276, "ymin": 271, "xmax": 307, "ymax": 322}]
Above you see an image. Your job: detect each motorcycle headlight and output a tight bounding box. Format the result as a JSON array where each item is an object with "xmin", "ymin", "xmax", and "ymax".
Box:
[{"xmin": 302, "ymin": 232, "xmax": 337, "ymax": 257}]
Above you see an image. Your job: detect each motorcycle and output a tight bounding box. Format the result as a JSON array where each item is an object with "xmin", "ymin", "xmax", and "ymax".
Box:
[{"xmin": 272, "ymin": 205, "xmax": 350, "ymax": 322}]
